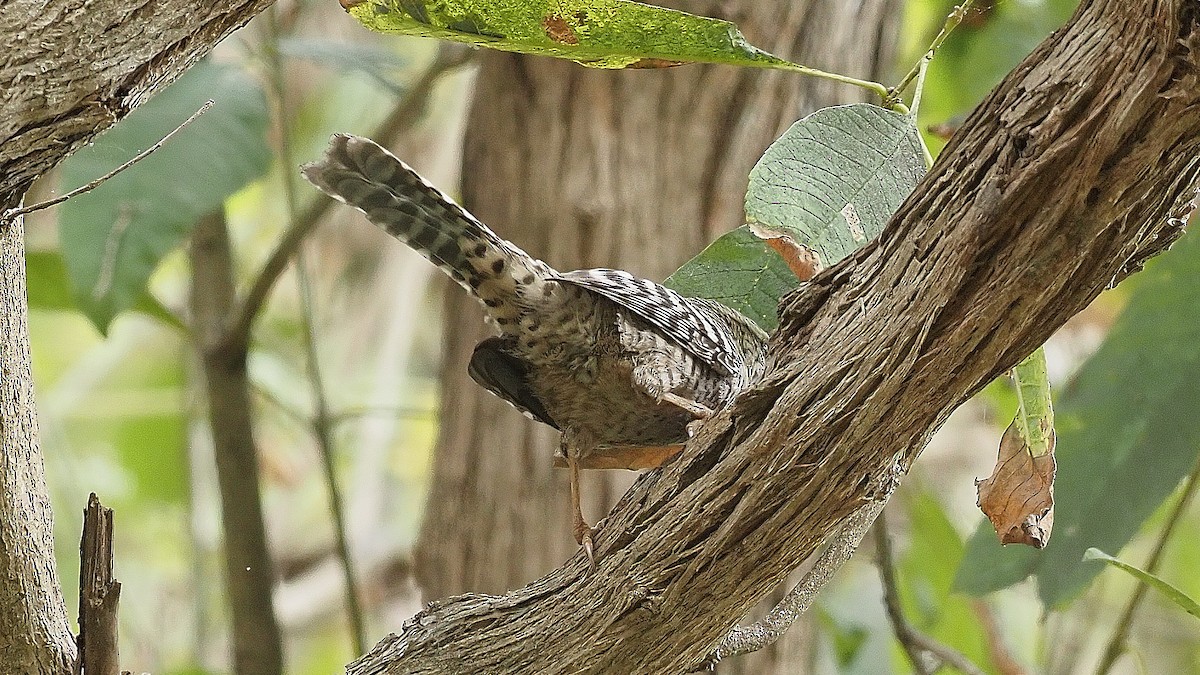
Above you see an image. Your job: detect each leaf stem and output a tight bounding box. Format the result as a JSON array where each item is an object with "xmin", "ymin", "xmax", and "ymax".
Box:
[
  {"xmin": 1094, "ymin": 450, "xmax": 1200, "ymax": 675},
  {"xmin": 887, "ymin": 1, "xmax": 975, "ymax": 106},
  {"xmin": 767, "ymin": 62, "xmax": 890, "ymax": 101}
]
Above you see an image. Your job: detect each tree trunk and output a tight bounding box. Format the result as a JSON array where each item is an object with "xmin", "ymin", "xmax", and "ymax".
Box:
[
  {"xmin": 355, "ymin": 0, "xmax": 1200, "ymax": 672},
  {"xmin": 0, "ymin": 214, "xmax": 75, "ymax": 675},
  {"xmin": 415, "ymin": 2, "xmax": 900, "ymax": 671},
  {"xmin": 0, "ymin": 1, "xmax": 274, "ymax": 672},
  {"xmin": 190, "ymin": 211, "xmax": 284, "ymax": 675},
  {"xmin": 415, "ymin": 0, "xmax": 900, "ymax": 595}
]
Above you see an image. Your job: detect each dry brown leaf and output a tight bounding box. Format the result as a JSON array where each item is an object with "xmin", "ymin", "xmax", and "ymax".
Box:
[
  {"xmin": 553, "ymin": 445, "xmax": 684, "ymax": 470},
  {"xmin": 977, "ymin": 422, "xmax": 1057, "ymax": 548},
  {"xmin": 747, "ymin": 223, "xmax": 823, "ymax": 281}
]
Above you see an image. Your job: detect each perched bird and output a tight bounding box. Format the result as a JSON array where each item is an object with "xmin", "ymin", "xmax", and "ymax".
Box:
[{"xmin": 303, "ymin": 134, "xmax": 768, "ymax": 562}]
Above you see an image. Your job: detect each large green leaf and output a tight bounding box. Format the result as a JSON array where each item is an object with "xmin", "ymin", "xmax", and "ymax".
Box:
[
  {"xmin": 348, "ymin": 0, "xmax": 842, "ymax": 74},
  {"xmin": 666, "ymin": 104, "xmax": 925, "ymax": 331},
  {"xmin": 956, "ymin": 225, "xmax": 1200, "ymax": 606},
  {"xmin": 663, "ymin": 226, "xmax": 797, "ymax": 333},
  {"xmin": 58, "ymin": 61, "xmax": 270, "ymax": 332},
  {"xmin": 1084, "ymin": 548, "xmax": 1200, "ymax": 620},
  {"xmin": 25, "ymin": 251, "xmax": 184, "ymax": 332}
]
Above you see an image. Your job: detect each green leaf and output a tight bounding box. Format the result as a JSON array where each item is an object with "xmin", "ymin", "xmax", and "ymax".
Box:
[
  {"xmin": 663, "ymin": 226, "xmax": 797, "ymax": 332},
  {"xmin": 348, "ymin": 0, "xmax": 846, "ymax": 75},
  {"xmin": 25, "ymin": 251, "xmax": 184, "ymax": 332},
  {"xmin": 666, "ymin": 104, "xmax": 925, "ymax": 331},
  {"xmin": 956, "ymin": 226, "xmax": 1200, "ymax": 605},
  {"xmin": 1084, "ymin": 548, "xmax": 1200, "ymax": 620},
  {"xmin": 58, "ymin": 61, "xmax": 270, "ymax": 333}
]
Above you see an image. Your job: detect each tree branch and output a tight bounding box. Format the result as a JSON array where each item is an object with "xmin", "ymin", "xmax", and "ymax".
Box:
[
  {"xmin": 876, "ymin": 510, "xmax": 985, "ymax": 675},
  {"xmin": 347, "ymin": 1, "xmax": 1200, "ymax": 672},
  {"xmin": 77, "ymin": 493, "xmax": 121, "ymax": 675},
  {"xmin": 0, "ymin": 1, "xmax": 275, "ymax": 206},
  {"xmin": 190, "ymin": 209, "xmax": 284, "ymax": 675},
  {"xmin": 0, "ymin": 216, "xmax": 76, "ymax": 673}
]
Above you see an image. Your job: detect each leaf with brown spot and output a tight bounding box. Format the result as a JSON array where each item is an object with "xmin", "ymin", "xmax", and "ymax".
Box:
[
  {"xmin": 348, "ymin": 0, "xmax": 834, "ymax": 71},
  {"xmin": 542, "ymin": 14, "xmax": 579, "ymax": 45},
  {"xmin": 977, "ymin": 423, "xmax": 1056, "ymax": 548},
  {"xmin": 747, "ymin": 223, "xmax": 823, "ymax": 281}
]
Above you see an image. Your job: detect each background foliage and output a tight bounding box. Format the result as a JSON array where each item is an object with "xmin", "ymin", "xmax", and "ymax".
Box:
[{"xmin": 24, "ymin": 0, "xmax": 1200, "ymax": 672}]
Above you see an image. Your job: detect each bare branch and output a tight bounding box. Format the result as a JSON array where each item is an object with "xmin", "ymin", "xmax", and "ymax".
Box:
[
  {"xmin": 2, "ymin": 100, "xmax": 213, "ymax": 222},
  {"xmin": 77, "ymin": 493, "xmax": 121, "ymax": 675},
  {"xmin": 875, "ymin": 510, "xmax": 985, "ymax": 675}
]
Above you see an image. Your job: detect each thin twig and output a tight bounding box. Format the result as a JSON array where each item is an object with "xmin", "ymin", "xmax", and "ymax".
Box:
[
  {"xmin": 1094, "ymin": 449, "xmax": 1200, "ymax": 675},
  {"xmin": 3, "ymin": 101, "xmax": 214, "ymax": 222},
  {"xmin": 875, "ymin": 510, "xmax": 987, "ymax": 675},
  {"xmin": 887, "ymin": 2, "xmax": 975, "ymax": 106},
  {"xmin": 694, "ymin": 497, "xmax": 888, "ymax": 671},
  {"xmin": 261, "ymin": 5, "xmax": 367, "ymax": 654},
  {"xmin": 223, "ymin": 43, "xmax": 475, "ymax": 351},
  {"xmin": 971, "ymin": 600, "xmax": 1028, "ymax": 675},
  {"xmin": 252, "ymin": 379, "xmax": 433, "ymax": 427}
]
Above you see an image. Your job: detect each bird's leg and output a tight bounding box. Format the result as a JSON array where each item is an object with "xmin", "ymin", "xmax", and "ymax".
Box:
[
  {"xmin": 562, "ymin": 432, "xmax": 597, "ymax": 569},
  {"xmin": 567, "ymin": 452, "xmax": 596, "ymax": 569},
  {"xmin": 659, "ymin": 391, "xmax": 714, "ymax": 419}
]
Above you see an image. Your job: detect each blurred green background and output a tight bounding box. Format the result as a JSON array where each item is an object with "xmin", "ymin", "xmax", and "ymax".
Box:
[{"xmin": 23, "ymin": 0, "xmax": 1200, "ymax": 673}]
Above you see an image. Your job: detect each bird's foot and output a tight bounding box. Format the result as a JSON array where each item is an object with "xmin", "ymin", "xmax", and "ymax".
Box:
[{"xmin": 573, "ymin": 519, "xmax": 597, "ymax": 571}]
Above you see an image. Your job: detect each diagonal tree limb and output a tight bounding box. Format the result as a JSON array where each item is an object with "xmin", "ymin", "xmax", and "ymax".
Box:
[{"xmin": 348, "ymin": 1, "xmax": 1200, "ymax": 673}]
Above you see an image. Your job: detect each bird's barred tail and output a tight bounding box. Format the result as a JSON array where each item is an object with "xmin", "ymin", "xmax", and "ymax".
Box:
[{"xmin": 302, "ymin": 134, "xmax": 554, "ymax": 323}]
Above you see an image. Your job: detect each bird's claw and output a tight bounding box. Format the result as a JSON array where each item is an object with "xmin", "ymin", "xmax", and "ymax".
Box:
[{"xmin": 574, "ymin": 521, "xmax": 597, "ymax": 570}]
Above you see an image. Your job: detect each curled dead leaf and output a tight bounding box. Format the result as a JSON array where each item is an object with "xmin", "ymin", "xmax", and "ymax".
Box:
[
  {"xmin": 748, "ymin": 223, "xmax": 823, "ymax": 281},
  {"xmin": 977, "ymin": 422, "xmax": 1057, "ymax": 548}
]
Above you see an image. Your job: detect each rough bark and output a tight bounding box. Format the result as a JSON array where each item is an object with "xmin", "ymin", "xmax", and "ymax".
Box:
[
  {"xmin": 0, "ymin": 2, "xmax": 274, "ymax": 672},
  {"xmin": 78, "ymin": 494, "xmax": 121, "ymax": 675},
  {"xmin": 356, "ymin": 1, "xmax": 1200, "ymax": 673},
  {"xmin": 0, "ymin": 214, "xmax": 75, "ymax": 675},
  {"xmin": 189, "ymin": 211, "xmax": 283, "ymax": 675},
  {"xmin": 415, "ymin": 0, "xmax": 900, "ymax": 636}
]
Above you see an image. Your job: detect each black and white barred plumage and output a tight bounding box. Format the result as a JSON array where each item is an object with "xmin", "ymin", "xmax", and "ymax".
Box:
[{"xmin": 303, "ymin": 134, "xmax": 767, "ymax": 455}]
